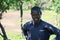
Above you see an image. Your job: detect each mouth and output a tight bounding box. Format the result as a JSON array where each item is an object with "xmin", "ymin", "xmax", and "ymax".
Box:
[{"xmin": 34, "ymin": 18, "xmax": 39, "ymax": 21}]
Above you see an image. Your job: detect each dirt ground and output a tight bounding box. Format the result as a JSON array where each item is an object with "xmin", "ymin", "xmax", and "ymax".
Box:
[{"xmin": 0, "ymin": 10, "xmax": 31, "ymax": 34}]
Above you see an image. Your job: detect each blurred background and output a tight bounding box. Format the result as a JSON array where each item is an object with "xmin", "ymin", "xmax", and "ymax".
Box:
[{"xmin": 0, "ymin": 0, "xmax": 60, "ymax": 40}]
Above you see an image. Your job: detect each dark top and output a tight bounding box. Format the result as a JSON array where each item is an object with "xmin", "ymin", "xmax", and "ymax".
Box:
[{"xmin": 22, "ymin": 20, "xmax": 60, "ymax": 40}]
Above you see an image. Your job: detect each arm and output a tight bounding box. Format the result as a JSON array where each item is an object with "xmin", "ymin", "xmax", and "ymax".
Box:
[
  {"xmin": 45, "ymin": 23, "xmax": 60, "ymax": 40},
  {"xmin": 45, "ymin": 23, "xmax": 60, "ymax": 35},
  {"xmin": 54, "ymin": 35, "xmax": 60, "ymax": 40},
  {"xmin": 22, "ymin": 24, "xmax": 28, "ymax": 37}
]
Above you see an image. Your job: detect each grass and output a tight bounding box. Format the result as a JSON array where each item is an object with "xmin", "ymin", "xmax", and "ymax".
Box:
[
  {"xmin": 49, "ymin": 35, "xmax": 56, "ymax": 40},
  {"xmin": 0, "ymin": 33, "xmax": 26, "ymax": 40}
]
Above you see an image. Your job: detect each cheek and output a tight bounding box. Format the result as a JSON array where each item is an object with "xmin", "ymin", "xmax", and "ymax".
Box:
[
  {"xmin": 31, "ymin": 14, "xmax": 41, "ymax": 19},
  {"xmin": 32, "ymin": 16, "xmax": 35, "ymax": 19},
  {"xmin": 32, "ymin": 16, "xmax": 39, "ymax": 20}
]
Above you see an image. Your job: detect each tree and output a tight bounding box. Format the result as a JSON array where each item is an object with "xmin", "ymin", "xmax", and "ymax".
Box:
[
  {"xmin": 0, "ymin": 0, "xmax": 9, "ymax": 39},
  {"xmin": 0, "ymin": 23, "xmax": 8, "ymax": 40}
]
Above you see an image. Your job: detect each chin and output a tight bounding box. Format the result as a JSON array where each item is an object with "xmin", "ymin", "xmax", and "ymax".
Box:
[{"xmin": 34, "ymin": 20, "xmax": 39, "ymax": 22}]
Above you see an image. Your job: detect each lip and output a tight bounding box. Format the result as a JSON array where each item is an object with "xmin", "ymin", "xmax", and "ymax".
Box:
[{"xmin": 34, "ymin": 18, "xmax": 38, "ymax": 21}]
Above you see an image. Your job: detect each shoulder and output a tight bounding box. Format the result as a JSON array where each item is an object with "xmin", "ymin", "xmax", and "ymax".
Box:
[
  {"xmin": 41, "ymin": 20, "xmax": 54, "ymax": 27},
  {"xmin": 24, "ymin": 21, "xmax": 32, "ymax": 26},
  {"xmin": 22, "ymin": 20, "xmax": 33, "ymax": 28}
]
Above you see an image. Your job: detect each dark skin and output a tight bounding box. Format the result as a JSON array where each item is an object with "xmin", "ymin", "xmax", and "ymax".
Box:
[{"xmin": 31, "ymin": 10, "xmax": 42, "ymax": 25}]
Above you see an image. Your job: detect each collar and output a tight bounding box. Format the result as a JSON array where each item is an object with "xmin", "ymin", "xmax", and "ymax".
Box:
[{"xmin": 32, "ymin": 19, "xmax": 42, "ymax": 26}]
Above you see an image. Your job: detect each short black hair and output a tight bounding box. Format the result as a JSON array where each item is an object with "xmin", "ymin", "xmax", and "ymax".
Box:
[{"xmin": 31, "ymin": 6, "xmax": 42, "ymax": 14}]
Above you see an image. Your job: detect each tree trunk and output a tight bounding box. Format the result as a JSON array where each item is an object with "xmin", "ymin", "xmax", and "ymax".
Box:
[{"xmin": 0, "ymin": 23, "xmax": 8, "ymax": 40}]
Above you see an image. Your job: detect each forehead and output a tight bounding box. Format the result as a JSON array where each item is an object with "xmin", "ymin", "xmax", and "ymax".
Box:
[{"xmin": 31, "ymin": 10, "xmax": 40, "ymax": 14}]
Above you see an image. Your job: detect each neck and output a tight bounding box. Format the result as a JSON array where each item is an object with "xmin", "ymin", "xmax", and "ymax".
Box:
[
  {"xmin": 34, "ymin": 19, "xmax": 42, "ymax": 25},
  {"xmin": 34, "ymin": 20, "xmax": 40, "ymax": 26},
  {"xmin": 34, "ymin": 22, "xmax": 39, "ymax": 24}
]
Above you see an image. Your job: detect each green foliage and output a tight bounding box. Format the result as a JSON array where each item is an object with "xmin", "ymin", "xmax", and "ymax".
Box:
[
  {"xmin": 0, "ymin": 0, "xmax": 9, "ymax": 19},
  {"xmin": 52, "ymin": 0, "xmax": 60, "ymax": 14},
  {"xmin": 0, "ymin": 0, "xmax": 60, "ymax": 14},
  {"xmin": 0, "ymin": 0, "xmax": 9, "ymax": 12}
]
